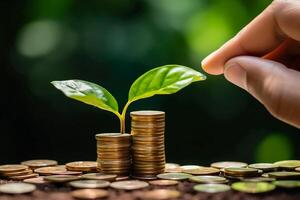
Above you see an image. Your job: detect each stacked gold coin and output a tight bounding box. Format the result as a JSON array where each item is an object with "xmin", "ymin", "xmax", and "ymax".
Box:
[
  {"xmin": 0, "ymin": 164, "xmax": 38, "ymax": 180},
  {"xmin": 95, "ymin": 133, "xmax": 131, "ymax": 175},
  {"xmin": 131, "ymin": 111, "xmax": 166, "ymax": 178}
]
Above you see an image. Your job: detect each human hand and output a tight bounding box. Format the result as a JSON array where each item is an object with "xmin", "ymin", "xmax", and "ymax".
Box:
[{"xmin": 201, "ymin": 0, "xmax": 300, "ymax": 128}]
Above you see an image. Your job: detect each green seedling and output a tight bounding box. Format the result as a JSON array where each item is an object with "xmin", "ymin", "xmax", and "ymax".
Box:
[{"xmin": 51, "ymin": 65, "xmax": 206, "ymax": 134}]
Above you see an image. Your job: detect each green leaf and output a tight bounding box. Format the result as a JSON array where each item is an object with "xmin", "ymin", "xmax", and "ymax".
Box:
[
  {"xmin": 128, "ymin": 65, "xmax": 206, "ymax": 102},
  {"xmin": 51, "ymin": 80, "xmax": 119, "ymax": 115}
]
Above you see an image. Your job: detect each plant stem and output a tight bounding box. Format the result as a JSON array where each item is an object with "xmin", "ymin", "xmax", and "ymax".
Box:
[
  {"xmin": 120, "ymin": 101, "xmax": 132, "ymax": 134},
  {"xmin": 115, "ymin": 112, "xmax": 123, "ymax": 134}
]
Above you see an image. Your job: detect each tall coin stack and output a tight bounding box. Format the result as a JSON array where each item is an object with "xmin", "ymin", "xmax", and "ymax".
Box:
[
  {"xmin": 131, "ymin": 111, "xmax": 166, "ymax": 179},
  {"xmin": 95, "ymin": 133, "xmax": 131, "ymax": 175}
]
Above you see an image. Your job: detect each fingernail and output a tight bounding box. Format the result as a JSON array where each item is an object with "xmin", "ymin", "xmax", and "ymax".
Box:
[{"xmin": 224, "ymin": 62, "xmax": 247, "ymax": 90}]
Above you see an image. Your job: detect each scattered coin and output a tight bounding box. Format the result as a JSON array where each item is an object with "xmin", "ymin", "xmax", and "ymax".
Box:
[
  {"xmin": 3, "ymin": 169, "xmax": 33, "ymax": 177},
  {"xmin": 165, "ymin": 163, "xmax": 182, "ymax": 173},
  {"xmin": 0, "ymin": 165, "xmax": 29, "ymax": 173},
  {"xmin": 34, "ymin": 165, "xmax": 67, "ymax": 175},
  {"xmin": 183, "ymin": 167, "xmax": 220, "ymax": 175},
  {"xmin": 189, "ymin": 176, "xmax": 228, "ymax": 184},
  {"xmin": 110, "ymin": 180, "xmax": 149, "ymax": 190},
  {"xmin": 180, "ymin": 165, "xmax": 201, "ymax": 170},
  {"xmin": 44, "ymin": 175, "xmax": 81, "ymax": 183},
  {"xmin": 149, "ymin": 180, "xmax": 179, "ymax": 186},
  {"xmin": 267, "ymin": 171, "xmax": 300, "ymax": 179},
  {"xmin": 10, "ymin": 173, "xmax": 39, "ymax": 180},
  {"xmin": 211, "ymin": 161, "xmax": 247, "ymax": 169},
  {"xmin": 248, "ymin": 163, "xmax": 277, "ymax": 172},
  {"xmin": 143, "ymin": 189, "xmax": 181, "ymax": 200},
  {"xmin": 24, "ymin": 177, "xmax": 49, "ymax": 184},
  {"xmin": 70, "ymin": 189, "xmax": 108, "ymax": 199},
  {"xmin": 231, "ymin": 182, "xmax": 276, "ymax": 193},
  {"xmin": 66, "ymin": 161, "xmax": 98, "ymax": 172},
  {"xmin": 224, "ymin": 167, "xmax": 260, "ymax": 177},
  {"xmin": 165, "ymin": 163, "xmax": 180, "ymax": 168},
  {"xmin": 69, "ymin": 180, "xmax": 110, "ymax": 189},
  {"xmin": 82, "ymin": 173, "xmax": 117, "ymax": 181},
  {"xmin": 273, "ymin": 180, "xmax": 300, "ymax": 189},
  {"xmin": 193, "ymin": 184, "xmax": 230, "ymax": 193},
  {"xmin": 116, "ymin": 176, "xmax": 130, "ymax": 181},
  {"xmin": 274, "ymin": 160, "xmax": 300, "ymax": 170},
  {"xmin": 21, "ymin": 160, "xmax": 58, "ymax": 169},
  {"xmin": 242, "ymin": 177, "xmax": 276, "ymax": 182},
  {"xmin": 157, "ymin": 173, "xmax": 192, "ymax": 181},
  {"xmin": 0, "ymin": 183, "xmax": 36, "ymax": 194}
]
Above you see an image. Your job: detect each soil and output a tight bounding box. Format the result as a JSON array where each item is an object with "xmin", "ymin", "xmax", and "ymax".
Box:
[{"xmin": 0, "ymin": 180, "xmax": 300, "ymax": 200}]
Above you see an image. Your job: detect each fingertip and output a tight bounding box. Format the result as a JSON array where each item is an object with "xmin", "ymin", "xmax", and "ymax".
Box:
[{"xmin": 201, "ymin": 61, "xmax": 224, "ymax": 75}]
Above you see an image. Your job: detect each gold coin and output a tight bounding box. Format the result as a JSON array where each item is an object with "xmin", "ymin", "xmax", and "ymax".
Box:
[
  {"xmin": 21, "ymin": 160, "xmax": 58, "ymax": 169},
  {"xmin": 71, "ymin": 189, "xmax": 108, "ymax": 199},
  {"xmin": 69, "ymin": 180, "xmax": 110, "ymax": 189},
  {"xmin": 189, "ymin": 176, "xmax": 228, "ymax": 184},
  {"xmin": 10, "ymin": 173, "xmax": 39, "ymax": 180},
  {"xmin": 34, "ymin": 165, "xmax": 67, "ymax": 175},
  {"xmin": 0, "ymin": 183, "xmax": 36, "ymax": 194},
  {"xmin": 143, "ymin": 189, "xmax": 181, "ymax": 200},
  {"xmin": 130, "ymin": 110, "xmax": 165, "ymax": 117},
  {"xmin": 157, "ymin": 173, "xmax": 192, "ymax": 180},
  {"xmin": 211, "ymin": 161, "xmax": 248, "ymax": 169},
  {"xmin": 0, "ymin": 165, "xmax": 29, "ymax": 173},
  {"xmin": 248, "ymin": 163, "xmax": 277, "ymax": 172},
  {"xmin": 180, "ymin": 165, "xmax": 201, "ymax": 170},
  {"xmin": 110, "ymin": 180, "xmax": 149, "ymax": 190},
  {"xmin": 183, "ymin": 167, "xmax": 220, "ymax": 175},
  {"xmin": 44, "ymin": 175, "xmax": 81, "ymax": 183},
  {"xmin": 149, "ymin": 180, "xmax": 179, "ymax": 186},
  {"xmin": 267, "ymin": 171, "xmax": 300, "ymax": 179},
  {"xmin": 224, "ymin": 168, "xmax": 260, "ymax": 177},
  {"xmin": 24, "ymin": 177, "xmax": 49, "ymax": 184},
  {"xmin": 66, "ymin": 161, "xmax": 97, "ymax": 172},
  {"xmin": 3, "ymin": 169, "xmax": 33, "ymax": 177},
  {"xmin": 274, "ymin": 160, "xmax": 300, "ymax": 170},
  {"xmin": 82, "ymin": 173, "xmax": 117, "ymax": 181}
]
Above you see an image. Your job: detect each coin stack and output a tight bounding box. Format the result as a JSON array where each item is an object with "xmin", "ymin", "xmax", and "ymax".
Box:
[
  {"xmin": 131, "ymin": 110, "xmax": 166, "ymax": 178},
  {"xmin": 95, "ymin": 133, "xmax": 131, "ymax": 175},
  {"xmin": 0, "ymin": 164, "xmax": 38, "ymax": 180}
]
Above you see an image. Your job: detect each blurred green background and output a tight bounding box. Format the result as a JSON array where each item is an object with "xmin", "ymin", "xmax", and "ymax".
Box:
[{"xmin": 1, "ymin": 0, "xmax": 299, "ymax": 165}]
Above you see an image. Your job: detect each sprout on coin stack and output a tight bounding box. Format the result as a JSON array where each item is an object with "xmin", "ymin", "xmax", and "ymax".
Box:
[{"xmin": 52, "ymin": 65, "xmax": 206, "ymax": 175}]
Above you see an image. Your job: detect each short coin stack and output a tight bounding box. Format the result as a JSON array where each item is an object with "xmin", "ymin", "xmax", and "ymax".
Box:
[
  {"xmin": 131, "ymin": 110, "xmax": 166, "ymax": 179},
  {"xmin": 0, "ymin": 165, "xmax": 38, "ymax": 180},
  {"xmin": 95, "ymin": 133, "xmax": 131, "ymax": 175}
]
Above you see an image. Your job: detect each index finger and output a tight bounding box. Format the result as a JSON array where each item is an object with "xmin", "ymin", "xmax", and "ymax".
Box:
[{"xmin": 201, "ymin": 0, "xmax": 300, "ymax": 75}]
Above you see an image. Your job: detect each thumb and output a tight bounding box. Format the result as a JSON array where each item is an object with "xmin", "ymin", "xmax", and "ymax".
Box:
[{"xmin": 224, "ymin": 56, "xmax": 300, "ymax": 128}]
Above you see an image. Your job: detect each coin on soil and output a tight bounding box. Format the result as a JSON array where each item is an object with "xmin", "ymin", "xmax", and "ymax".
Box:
[
  {"xmin": 0, "ymin": 165, "xmax": 29, "ymax": 173},
  {"xmin": 110, "ymin": 180, "xmax": 149, "ymax": 190},
  {"xmin": 267, "ymin": 171, "xmax": 300, "ymax": 179},
  {"xmin": 193, "ymin": 184, "xmax": 230, "ymax": 193},
  {"xmin": 180, "ymin": 165, "xmax": 201, "ymax": 170},
  {"xmin": 10, "ymin": 173, "xmax": 39, "ymax": 180},
  {"xmin": 183, "ymin": 167, "xmax": 220, "ymax": 175},
  {"xmin": 66, "ymin": 161, "xmax": 98, "ymax": 172},
  {"xmin": 231, "ymin": 182, "xmax": 275, "ymax": 193},
  {"xmin": 143, "ymin": 189, "xmax": 181, "ymax": 200},
  {"xmin": 69, "ymin": 180, "xmax": 110, "ymax": 189},
  {"xmin": 211, "ymin": 161, "xmax": 247, "ymax": 169},
  {"xmin": 0, "ymin": 183, "xmax": 36, "ymax": 194},
  {"xmin": 24, "ymin": 177, "xmax": 49, "ymax": 184},
  {"xmin": 34, "ymin": 165, "xmax": 67, "ymax": 175},
  {"xmin": 157, "ymin": 173, "xmax": 192, "ymax": 181},
  {"xmin": 81, "ymin": 173, "xmax": 117, "ymax": 181},
  {"xmin": 248, "ymin": 163, "xmax": 277, "ymax": 172},
  {"xmin": 274, "ymin": 160, "xmax": 300, "ymax": 170},
  {"xmin": 224, "ymin": 167, "xmax": 260, "ymax": 177},
  {"xmin": 189, "ymin": 176, "xmax": 228, "ymax": 184},
  {"xmin": 149, "ymin": 180, "xmax": 179, "ymax": 186},
  {"xmin": 273, "ymin": 180, "xmax": 300, "ymax": 189},
  {"xmin": 71, "ymin": 189, "xmax": 108, "ymax": 199},
  {"xmin": 44, "ymin": 175, "xmax": 81, "ymax": 183},
  {"xmin": 21, "ymin": 160, "xmax": 58, "ymax": 169}
]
